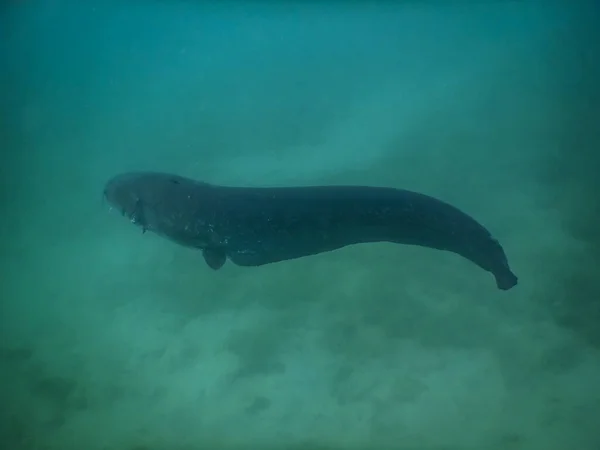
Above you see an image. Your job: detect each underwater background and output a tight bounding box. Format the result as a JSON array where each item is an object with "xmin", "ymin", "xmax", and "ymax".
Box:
[{"xmin": 1, "ymin": 1, "xmax": 600, "ymax": 449}]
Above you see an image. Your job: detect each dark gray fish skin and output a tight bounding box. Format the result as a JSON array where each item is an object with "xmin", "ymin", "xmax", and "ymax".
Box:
[{"xmin": 103, "ymin": 171, "xmax": 518, "ymax": 290}]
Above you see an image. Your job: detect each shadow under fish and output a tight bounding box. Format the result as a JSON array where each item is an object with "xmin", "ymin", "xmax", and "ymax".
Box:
[{"xmin": 103, "ymin": 171, "xmax": 518, "ymax": 291}]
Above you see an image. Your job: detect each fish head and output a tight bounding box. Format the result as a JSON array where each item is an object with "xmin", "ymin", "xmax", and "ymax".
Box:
[
  {"xmin": 103, "ymin": 171, "xmax": 190, "ymax": 232},
  {"xmin": 104, "ymin": 172, "xmax": 150, "ymax": 229},
  {"xmin": 103, "ymin": 171, "xmax": 217, "ymax": 248}
]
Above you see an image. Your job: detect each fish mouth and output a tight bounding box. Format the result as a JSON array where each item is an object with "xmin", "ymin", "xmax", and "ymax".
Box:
[
  {"xmin": 101, "ymin": 187, "xmax": 114, "ymax": 213},
  {"xmin": 103, "ymin": 196, "xmax": 149, "ymax": 234},
  {"xmin": 102, "ymin": 189, "xmax": 122, "ymax": 216},
  {"xmin": 129, "ymin": 198, "xmax": 148, "ymax": 232}
]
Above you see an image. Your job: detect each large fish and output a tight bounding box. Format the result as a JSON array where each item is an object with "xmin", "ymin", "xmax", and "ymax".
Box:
[{"xmin": 103, "ymin": 171, "xmax": 518, "ymax": 290}]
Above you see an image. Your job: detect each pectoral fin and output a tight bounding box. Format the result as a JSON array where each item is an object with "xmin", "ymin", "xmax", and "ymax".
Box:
[{"xmin": 202, "ymin": 248, "xmax": 227, "ymax": 270}]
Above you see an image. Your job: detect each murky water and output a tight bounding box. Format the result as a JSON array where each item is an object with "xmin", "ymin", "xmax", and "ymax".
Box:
[{"xmin": 1, "ymin": 2, "xmax": 599, "ymax": 449}]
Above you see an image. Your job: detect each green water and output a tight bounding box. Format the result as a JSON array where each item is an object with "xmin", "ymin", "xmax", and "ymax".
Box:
[{"xmin": 1, "ymin": 2, "xmax": 599, "ymax": 449}]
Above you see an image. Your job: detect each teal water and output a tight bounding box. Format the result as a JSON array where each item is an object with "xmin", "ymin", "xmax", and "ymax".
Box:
[{"xmin": 1, "ymin": 2, "xmax": 599, "ymax": 449}]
